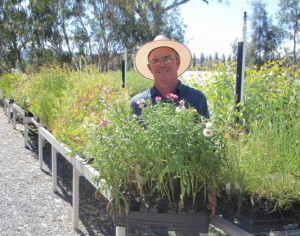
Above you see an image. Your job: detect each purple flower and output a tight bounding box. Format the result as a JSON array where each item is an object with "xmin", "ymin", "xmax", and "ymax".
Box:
[{"xmin": 100, "ymin": 119, "xmax": 109, "ymax": 127}]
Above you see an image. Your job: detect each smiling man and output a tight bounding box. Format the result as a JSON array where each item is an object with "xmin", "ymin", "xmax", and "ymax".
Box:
[{"xmin": 131, "ymin": 35, "xmax": 210, "ymax": 120}]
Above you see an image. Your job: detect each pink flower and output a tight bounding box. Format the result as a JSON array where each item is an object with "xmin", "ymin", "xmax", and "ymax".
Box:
[
  {"xmin": 155, "ymin": 96, "xmax": 162, "ymax": 101},
  {"xmin": 133, "ymin": 114, "xmax": 139, "ymax": 119},
  {"xmin": 100, "ymin": 119, "xmax": 109, "ymax": 127},
  {"xmin": 166, "ymin": 93, "xmax": 178, "ymax": 100}
]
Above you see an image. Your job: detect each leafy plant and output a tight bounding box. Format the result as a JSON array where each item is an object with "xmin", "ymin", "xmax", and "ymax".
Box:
[
  {"xmin": 25, "ymin": 65, "xmax": 72, "ymax": 128},
  {"xmin": 0, "ymin": 73, "xmax": 23, "ymax": 100},
  {"xmin": 52, "ymin": 66, "xmax": 131, "ymax": 156},
  {"xmin": 89, "ymin": 97, "xmax": 223, "ymax": 214}
]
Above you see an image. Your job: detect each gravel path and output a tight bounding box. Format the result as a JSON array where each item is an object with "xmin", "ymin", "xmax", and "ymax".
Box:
[{"xmin": 0, "ymin": 106, "xmax": 115, "ymax": 236}]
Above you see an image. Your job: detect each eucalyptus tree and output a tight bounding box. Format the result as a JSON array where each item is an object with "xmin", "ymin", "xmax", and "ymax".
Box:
[
  {"xmin": 28, "ymin": 0, "xmax": 66, "ymax": 70},
  {"xmin": 0, "ymin": 0, "xmax": 222, "ymax": 73},
  {"xmin": 277, "ymin": 0, "xmax": 299, "ymax": 66},
  {"xmin": 76, "ymin": 0, "xmax": 190, "ymax": 71},
  {"xmin": 114, "ymin": 0, "xmax": 187, "ymax": 51},
  {"xmin": 247, "ymin": 0, "xmax": 283, "ymax": 68},
  {"xmin": 0, "ymin": 0, "xmax": 29, "ymax": 73}
]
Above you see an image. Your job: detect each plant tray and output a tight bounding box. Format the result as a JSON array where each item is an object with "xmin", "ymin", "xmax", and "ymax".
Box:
[
  {"xmin": 114, "ymin": 208, "xmax": 210, "ymax": 233},
  {"xmin": 223, "ymin": 202, "xmax": 300, "ymax": 233}
]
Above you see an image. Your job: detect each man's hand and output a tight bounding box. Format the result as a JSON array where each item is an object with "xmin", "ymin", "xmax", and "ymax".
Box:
[{"xmin": 208, "ymin": 186, "xmax": 217, "ymax": 217}]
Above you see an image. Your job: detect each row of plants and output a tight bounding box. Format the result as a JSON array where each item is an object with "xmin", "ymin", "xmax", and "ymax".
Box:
[
  {"xmin": 0, "ymin": 60, "xmax": 299, "ymax": 223},
  {"xmin": 189, "ymin": 60, "xmax": 300, "ymax": 212}
]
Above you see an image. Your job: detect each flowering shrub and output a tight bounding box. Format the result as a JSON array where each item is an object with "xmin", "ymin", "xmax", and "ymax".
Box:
[
  {"xmin": 51, "ymin": 67, "xmax": 131, "ymax": 156},
  {"xmin": 0, "ymin": 73, "xmax": 24, "ymax": 101},
  {"xmin": 88, "ymin": 96, "xmax": 223, "ymax": 214},
  {"xmin": 26, "ymin": 66, "xmax": 71, "ymax": 128}
]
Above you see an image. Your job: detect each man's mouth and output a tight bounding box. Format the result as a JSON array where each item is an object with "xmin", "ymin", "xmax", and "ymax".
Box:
[{"xmin": 158, "ymin": 68, "xmax": 170, "ymax": 74}]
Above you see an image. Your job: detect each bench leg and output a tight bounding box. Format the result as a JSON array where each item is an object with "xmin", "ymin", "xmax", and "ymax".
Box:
[
  {"xmin": 116, "ymin": 226, "xmax": 126, "ymax": 236},
  {"xmin": 24, "ymin": 122, "xmax": 29, "ymax": 147},
  {"xmin": 52, "ymin": 146, "xmax": 57, "ymax": 192},
  {"xmin": 73, "ymin": 167, "xmax": 80, "ymax": 230},
  {"xmin": 38, "ymin": 130, "xmax": 43, "ymax": 169},
  {"xmin": 13, "ymin": 109, "xmax": 16, "ymax": 129}
]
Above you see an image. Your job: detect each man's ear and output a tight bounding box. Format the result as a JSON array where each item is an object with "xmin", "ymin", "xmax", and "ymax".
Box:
[
  {"xmin": 147, "ymin": 63, "xmax": 152, "ymax": 72},
  {"xmin": 176, "ymin": 58, "xmax": 181, "ymax": 68}
]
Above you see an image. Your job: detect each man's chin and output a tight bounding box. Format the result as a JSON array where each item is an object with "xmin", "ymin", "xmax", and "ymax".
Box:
[{"xmin": 156, "ymin": 72, "xmax": 173, "ymax": 80}]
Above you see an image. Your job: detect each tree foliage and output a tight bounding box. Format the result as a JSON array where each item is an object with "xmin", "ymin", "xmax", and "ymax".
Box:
[
  {"xmin": 0, "ymin": 0, "xmax": 213, "ymax": 73},
  {"xmin": 277, "ymin": 0, "xmax": 300, "ymax": 66},
  {"xmin": 247, "ymin": 0, "xmax": 284, "ymax": 68}
]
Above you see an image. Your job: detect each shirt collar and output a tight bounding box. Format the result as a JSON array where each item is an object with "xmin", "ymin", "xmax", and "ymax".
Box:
[{"xmin": 150, "ymin": 80, "xmax": 183, "ymax": 98}]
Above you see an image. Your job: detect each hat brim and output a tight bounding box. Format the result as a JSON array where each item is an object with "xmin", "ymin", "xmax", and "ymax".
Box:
[{"xmin": 135, "ymin": 40, "xmax": 192, "ymax": 80}]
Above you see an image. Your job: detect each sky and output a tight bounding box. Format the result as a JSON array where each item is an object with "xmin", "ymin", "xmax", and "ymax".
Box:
[{"xmin": 179, "ymin": 0, "xmax": 281, "ymax": 57}]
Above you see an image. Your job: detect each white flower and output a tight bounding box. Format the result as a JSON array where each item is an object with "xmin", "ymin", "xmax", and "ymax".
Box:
[
  {"xmin": 176, "ymin": 99, "xmax": 186, "ymax": 112},
  {"xmin": 203, "ymin": 128, "xmax": 213, "ymax": 137},
  {"xmin": 136, "ymin": 98, "xmax": 146, "ymax": 105},
  {"xmin": 176, "ymin": 106, "xmax": 186, "ymax": 112},
  {"xmin": 136, "ymin": 98, "xmax": 146, "ymax": 107},
  {"xmin": 205, "ymin": 122, "xmax": 212, "ymax": 129}
]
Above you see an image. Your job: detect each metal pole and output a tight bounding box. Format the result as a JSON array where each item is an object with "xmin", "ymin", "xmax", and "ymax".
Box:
[
  {"xmin": 241, "ymin": 12, "xmax": 247, "ymax": 102},
  {"xmin": 235, "ymin": 42, "xmax": 243, "ymax": 114},
  {"xmin": 122, "ymin": 48, "xmax": 127, "ymax": 88}
]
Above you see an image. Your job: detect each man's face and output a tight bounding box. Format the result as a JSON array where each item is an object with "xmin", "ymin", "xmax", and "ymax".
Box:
[{"xmin": 147, "ymin": 47, "xmax": 180, "ymax": 82}]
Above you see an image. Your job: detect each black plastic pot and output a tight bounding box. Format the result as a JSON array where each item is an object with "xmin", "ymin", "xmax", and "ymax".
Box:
[
  {"xmin": 113, "ymin": 207, "xmax": 210, "ymax": 233},
  {"xmin": 222, "ymin": 201, "xmax": 300, "ymax": 233}
]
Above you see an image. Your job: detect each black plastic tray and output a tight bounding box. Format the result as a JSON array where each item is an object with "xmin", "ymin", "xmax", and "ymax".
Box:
[{"xmin": 114, "ymin": 209, "xmax": 210, "ymax": 233}]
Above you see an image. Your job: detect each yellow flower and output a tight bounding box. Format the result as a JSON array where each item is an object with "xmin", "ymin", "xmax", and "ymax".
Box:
[{"xmin": 190, "ymin": 108, "xmax": 197, "ymax": 114}]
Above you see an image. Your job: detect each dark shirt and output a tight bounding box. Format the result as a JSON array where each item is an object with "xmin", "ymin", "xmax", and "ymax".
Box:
[{"xmin": 130, "ymin": 80, "xmax": 209, "ymax": 119}]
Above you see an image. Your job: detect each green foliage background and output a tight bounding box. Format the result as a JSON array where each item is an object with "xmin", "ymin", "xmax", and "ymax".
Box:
[{"xmin": 0, "ymin": 59, "xmax": 299, "ymax": 211}]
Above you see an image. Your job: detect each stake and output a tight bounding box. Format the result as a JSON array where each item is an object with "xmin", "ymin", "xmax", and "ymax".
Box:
[
  {"xmin": 122, "ymin": 48, "xmax": 127, "ymax": 88},
  {"xmin": 235, "ymin": 41, "xmax": 243, "ymax": 114},
  {"xmin": 241, "ymin": 12, "xmax": 247, "ymax": 102}
]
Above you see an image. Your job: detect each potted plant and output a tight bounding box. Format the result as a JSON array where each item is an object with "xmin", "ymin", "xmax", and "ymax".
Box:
[
  {"xmin": 88, "ymin": 97, "xmax": 224, "ymax": 233},
  {"xmin": 217, "ymin": 107, "xmax": 300, "ymax": 234}
]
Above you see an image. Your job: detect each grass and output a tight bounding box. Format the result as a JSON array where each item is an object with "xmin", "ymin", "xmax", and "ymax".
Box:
[{"xmin": 223, "ymin": 109, "xmax": 300, "ymax": 209}]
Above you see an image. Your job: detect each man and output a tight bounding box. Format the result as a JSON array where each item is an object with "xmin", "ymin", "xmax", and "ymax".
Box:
[
  {"xmin": 129, "ymin": 35, "xmax": 216, "ymax": 235},
  {"xmin": 131, "ymin": 35, "xmax": 209, "ymax": 120}
]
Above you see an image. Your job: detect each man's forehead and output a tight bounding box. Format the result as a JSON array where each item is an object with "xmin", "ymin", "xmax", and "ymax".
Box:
[{"xmin": 148, "ymin": 47, "xmax": 177, "ymax": 59}]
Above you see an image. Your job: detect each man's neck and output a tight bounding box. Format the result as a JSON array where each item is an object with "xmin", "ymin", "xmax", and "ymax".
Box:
[{"xmin": 154, "ymin": 79, "xmax": 179, "ymax": 98}]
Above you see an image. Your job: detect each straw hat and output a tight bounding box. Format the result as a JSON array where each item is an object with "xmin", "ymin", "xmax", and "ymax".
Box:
[{"xmin": 135, "ymin": 35, "xmax": 192, "ymax": 80}]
